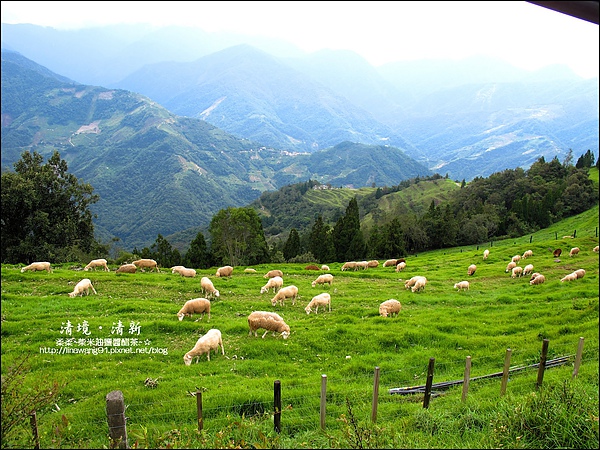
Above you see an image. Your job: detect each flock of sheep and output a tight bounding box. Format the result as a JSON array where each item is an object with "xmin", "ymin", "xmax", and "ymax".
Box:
[{"xmin": 17, "ymin": 242, "xmax": 597, "ymax": 364}]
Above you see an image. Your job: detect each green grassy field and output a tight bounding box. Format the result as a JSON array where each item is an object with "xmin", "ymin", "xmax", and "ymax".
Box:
[{"xmin": 2, "ymin": 206, "xmax": 599, "ymax": 449}]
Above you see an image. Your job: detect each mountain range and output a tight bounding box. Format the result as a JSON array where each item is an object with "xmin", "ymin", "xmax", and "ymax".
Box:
[{"xmin": 1, "ymin": 22, "xmax": 598, "ymax": 250}]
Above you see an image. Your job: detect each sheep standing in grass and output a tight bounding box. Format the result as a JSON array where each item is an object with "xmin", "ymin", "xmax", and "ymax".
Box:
[
  {"xmin": 116, "ymin": 263, "xmax": 136, "ymax": 273},
  {"xmin": 505, "ymin": 261, "xmax": 517, "ymax": 273},
  {"xmin": 215, "ymin": 265, "xmax": 233, "ymax": 277},
  {"xmin": 574, "ymin": 269, "xmax": 586, "ymax": 279},
  {"xmin": 379, "ymin": 299, "xmax": 402, "ymax": 317},
  {"xmin": 454, "ymin": 281, "xmax": 470, "ymax": 291},
  {"xmin": 261, "ymin": 276, "xmax": 283, "ymax": 294},
  {"xmin": 383, "ymin": 259, "xmax": 398, "ymax": 268},
  {"xmin": 321, "ymin": 265, "xmax": 330, "ymax": 271},
  {"xmin": 530, "ymin": 274, "xmax": 546, "ymax": 285},
  {"xmin": 511, "ymin": 266, "xmax": 523, "ymax": 278},
  {"xmin": 84, "ymin": 259, "xmax": 109, "ymax": 271},
  {"xmin": 395, "ymin": 262, "xmax": 406, "ymax": 272},
  {"xmin": 404, "ymin": 276, "xmax": 426, "ymax": 290},
  {"xmin": 312, "ymin": 273, "xmax": 333, "ymax": 288},
  {"xmin": 132, "ymin": 259, "xmax": 159, "ymax": 272},
  {"xmin": 177, "ymin": 298, "xmax": 211, "ymax": 321},
  {"xmin": 264, "ymin": 269, "xmax": 283, "ymax": 278},
  {"xmin": 553, "ymin": 248, "xmax": 562, "ymax": 258},
  {"xmin": 411, "ymin": 277, "xmax": 427, "ymax": 292},
  {"xmin": 593, "ymin": 245, "xmax": 599, "ymax": 253},
  {"xmin": 21, "ymin": 262, "xmax": 52, "ymax": 273},
  {"xmin": 511, "ymin": 255, "xmax": 522, "ymax": 263},
  {"xmin": 467, "ymin": 264, "xmax": 477, "ymax": 276},
  {"xmin": 305, "ymin": 293, "xmax": 331, "ymax": 314},
  {"xmin": 367, "ymin": 260, "xmax": 379, "ymax": 268},
  {"xmin": 200, "ymin": 277, "xmax": 220, "ymax": 299},
  {"xmin": 248, "ymin": 311, "xmax": 290, "ymax": 339},
  {"xmin": 69, "ymin": 278, "xmax": 97, "ymax": 297},
  {"xmin": 522, "ymin": 264, "xmax": 534, "ymax": 276},
  {"xmin": 171, "ymin": 266, "xmax": 186, "ymax": 274},
  {"xmin": 483, "ymin": 249, "xmax": 490, "ymax": 260},
  {"xmin": 561, "ymin": 272, "xmax": 578, "ymax": 282},
  {"xmin": 244, "ymin": 268, "xmax": 257, "ymax": 273},
  {"xmin": 341, "ymin": 261, "xmax": 357, "ymax": 271},
  {"xmin": 271, "ymin": 285, "xmax": 298, "ymax": 306},
  {"xmin": 183, "ymin": 329, "xmax": 224, "ymax": 365},
  {"xmin": 569, "ymin": 247, "xmax": 580, "ymax": 257},
  {"xmin": 522, "ymin": 250, "xmax": 533, "ymax": 259}
]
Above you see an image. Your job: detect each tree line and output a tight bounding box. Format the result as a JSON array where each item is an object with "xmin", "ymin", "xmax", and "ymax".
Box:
[{"xmin": 1, "ymin": 149, "xmax": 598, "ymax": 267}]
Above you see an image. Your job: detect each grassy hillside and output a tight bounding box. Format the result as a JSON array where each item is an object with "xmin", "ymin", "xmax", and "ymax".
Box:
[{"xmin": 1, "ymin": 206, "xmax": 598, "ymax": 448}]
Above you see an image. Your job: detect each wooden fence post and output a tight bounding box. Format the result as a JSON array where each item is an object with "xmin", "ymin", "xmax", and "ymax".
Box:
[
  {"xmin": 106, "ymin": 390, "xmax": 128, "ymax": 449},
  {"xmin": 572, "ymin": 337, "xmax": 585, "ymax": 379},
  {"xmin": 371, "ymin": 367, "xmax": 380, "ymax": 423},
  {"xmin": 274, "ymin": 380, "xmax": 281, "ymax": 433},
  {"xmin": 423, "ymin": 358, "xmax": 435, "ymax": 408},
  {"xmin": 462, "ymin": 356, "xmax": 472, "ymax": 402},
  {"xmin": 320, "ymin": 374, "xmax": 327, "ymax": 430},
  {"xmin": 536, "ymin": 339, "xmax": 549, "ymax": 389},
  {"xmin": 500, "ymin": 349, "xmax": 512, "ymax": 396},
  {"xmin": 30, "ymin": 411, "xmax": 40, "ymax": 449},
  {"xmin": 196, "ymin": 390, "xmax": 203, "ymax": 431}
]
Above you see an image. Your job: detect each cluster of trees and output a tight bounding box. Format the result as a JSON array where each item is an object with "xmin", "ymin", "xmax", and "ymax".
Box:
[{"xmin": 2, "ymin": 149, "xmax": 597, "ymax": 267}]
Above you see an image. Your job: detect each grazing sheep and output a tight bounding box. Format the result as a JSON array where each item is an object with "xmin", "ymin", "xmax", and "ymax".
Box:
[
  {"xmin": 305, "ymin": 264, "xmax": 321, "ymax": 270},
  {"xmin": 395, "ymin": 262, "xmax": 407, "ymax": 272},
  {"xmin": 174, "ymin": 267, "xmax": 196, "ymax": 278},
  {"xmin": 305, "ymin": 293, "xmax": 331, "ymax": 314},
  {"xmin": 21, "ymin": 262, "xmax": 52, "ymax": 273},
  {"xmin": 569, "ymin": 247, "xmax": 580, "ymax": 257},
  {"xmin": 248, "ymin": 311, "xmax": 290, "ymax": 339},
  {"xmin": 593, "ymin": 246, "xmax": 599, "ymax": 253},
  {"xmin": 183, "ymin": 329, "xmax": 224, "ymax": 365},
  {"xmin": 271, "ymin": 285, "xmax": 299, "ymax": 307},
  {"xmin": 529, "ymin": 272, "xmax": 542, "ymax": 281},
  {"xmin": 379, "ymin": 299, "xmax": 402, "ymax": 317},
  {"xmin": 264, "ymin": 269, "xmax": 283, "ymax": 279},
  {"xmin": 467, "ymin": 264, "xmax": 477, "ymax": 276},
  {"xmin": 311, "ymin": 273, "xmax": 334, "ymax": 288},
  {"xmin": 404, "ymin": 275, "xmax": 426, "ymax": 290},
  {"xmin": 561, "ymin": 272, "xmax": 578, "ymax": 282},
  {"xmin": 116, "ymin": 263, "xmax": 136, "ymax": 273},
  {"xmin": 132, "ymin": 259, "xmax": 159, "ymax": 272},
  {"xmin": 215, "ymin": 265, "xmax": 233, "ymax": 277},
  {"xmin": 84, "ymin": 258, "xmax": 109, "ymax": 272},
  {"xmin": 530, "ymin": 274, "xmax": 546, "ymax": 285},
  {"xmin": 562, "ymin": 235, "xmax": 573, "ymax": 239},
  {"xmin": 383, "ymin": 259, "xmax": 398, "ymax": 268},
  {"xmin": 244, "ymin": 268, "xmax": 257, "ymax": 273},
  {"xmin": 69, "ymin": 278, "xmax": 97, "ymax": 297},
  {"xmin": 356, "ymin": 261, "xmax": 369, "ymax": 270},
  {"xmin": 171, "ymin": 265, "xmax": 186, "ymax": 274},
  {"xmin": 260, "ymin": 276, "xmax": 283, "ymax": 294},
  {"xmin": 522, "ymin": 250, "xmax": 533, "ymax": 259},
  {"xmin": 367, "ymin": 260, "xmax": 379, "ymax": 268},
  {"xmin": 483, "ymin": 249, "xmax": 490, "ymax": 260},
  {"xmin": 200, "ymin": 277, "xmax": 220, "ymax": 299},
  {"xmin": 177, "ymin": 298, "xmax": 211, "ymax": 322},
  {"xmin": 553, "ymin": 248, "xmax": 562, "ymax": 258},
  {"xmin": 454, "ymin": 281, "xmax": 470, "ymax": 291},
  {"xmin": 511, "ymin": 266, "xmax": 523, "ymax": 278},
  {"xmin": 411, "ymin": 277, "xmax": 428, "ymax": 292},
  {"xmin": 321, "ymin": 265, "xmax": 330, "ymax": 271},
  {"xmin": 341, "ymin": 261, "xmax": 357, "ymax": 271},
  {"xmin": 511, "ymin": 254, "xmax": 522, "ymax": 263},
  {"xmin": 522, "ymin": 264, "xmax": 534, "ymax": 276},
  {"xmin": 505, "ymin": 261, "xmax": 517, "ymax": 273},
  {"xmin": 574, "ymin": 269, "xmax": 586, "ymax": 279}
]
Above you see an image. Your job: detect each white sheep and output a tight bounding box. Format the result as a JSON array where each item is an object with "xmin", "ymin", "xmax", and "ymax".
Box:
[
  {"xmin": 261, "ymin": 276, "xmax": 283, "ymax": 294},
  {"xmin": 522, "ymin": 264, "xmax": 534, "ymax": 276},
  {"xmin": 356, "ymin": 261, "xmax": 369, "ymax": 270},
  {"xmin": 21, "ymin": 262, "xmax": 52, "ymax": 273},
  {"xmin": 116, "ymin": 263, "xmax": 137, "ymax": 273},
  {"xmin": 530, "ymin": 274, "xmax": 546, "ymax": 285},
  {"xmin": 379, "ymin": 299, "xmax": 402, "ymax": 317},
  {"xmin": 483, "ymin": 249, "xmax": 490, "ymax": 260},
  {"xmin": 574, "ymin": 269, "xmax": 586, "ymax": 279},
  {"xmin": 200, "ymin": 277, "xmax": 220, "ymax": 299},
  {"xmin": 467, "ymin": 264, "xmax": 477, "ymax": 276},
  {"xmin": 505, "ymin": 261, "xmax": 517, "ymax": 273},
  {"xmin": 69, "ymin": 278, "xmax": 97, "ymax": 297},
  {"xmin": 341, "ymin": 261, "xmax": 357, "ymax": 271},
  {"xmin": 367, "ymin": 260, "xmax": 379, "ymax": 268},
  {"xmin": 511, "ymin": 254, "xmax": 522, "ymax": 263},
  {"xmin": 84, "ymin": 258, "xmax": 109, "ymax": 271},
  {"xmin": 215, "ymin": 265, "xmax": 233, "ymax": 277},
  {"xmin": 132, "ymin": 259, "xmax": 159, "ymax": 272},
  {"xmin": 177, "ymin": 298, "xmax": 211, "ymax": 321},
  {"xmin": 411, "ymin": 277, "xmax": 428, "ymax": 292},
  {"xmin": 311, "ymin": 273, "xmax": 333, "ymax": 288},
  {"xmin": 454, "ymin": 280, "xmax": 470, "ymax": 291},
  {"xmin": 522, "ymin": 250, "xmax": 533, "ymax": 259},
  {"xmin": 404, "ymin": 275, "xmax": 426, "ymax": 290},
  {"xmin": 529, "ymin": 272, "xmax": 542, "ymax": 281},
  {"xmin": 244, "ymin": 268, "xmax": 257, "ymax": 273},
  {"xmin": 248, "ymin": 311, "xmax": 290, "ymax": 339},
  {"xmin": 171, "ymin": 265, "xmax": 186, "ymax": 274},
  {"xmin": 264, "ymin": 269, "xmax": 283, "ymax": 278},
  {"xmin": 271, "ymin": 285, "xmax": 298, "ymax": 306},
  {"xmin": 178, "ymin": 267, "xmax": 197, "ymax": 278},
  {"xmin": 569, "ymin": 247, "xmax": 580, "ymax": 257},
  {"xmin": 395, "ymin": 262, "xmax": 406, "ymax": 272},
  {"xmin": 561, "ymin": 272, "xmax": 578, "ymax": 282},
  {"xmin": 593, "ymin": 245, "xmax": 599, "ymax": 253},
  {"xmin": 511, "ymin": 266, "xmax": 523, "ymax": 278},
  {"xmin": 305, "ymin": 293, "xmax": 331, "ymax": 314},
  {"xmin": 321, "ymin": 265, "xmax": 330, "ymax": 271},
  {"xmin": 183, "ymin": 329, "xmax": 224, "ymax": 365},
  {"xmin": 383, "ymin": 259, "xmax": 398, "ymax": 267}
]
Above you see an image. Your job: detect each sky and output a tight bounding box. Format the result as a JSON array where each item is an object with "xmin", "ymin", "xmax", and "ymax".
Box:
[{"xmin": 1, "ymin": 1, "xmax": 599, "ymax": 78}]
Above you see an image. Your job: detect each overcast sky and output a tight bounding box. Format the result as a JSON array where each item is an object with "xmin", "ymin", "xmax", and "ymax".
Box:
[{"xmin": 2, "ymin": 1, "xmax": 598, "ymax": 78}]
